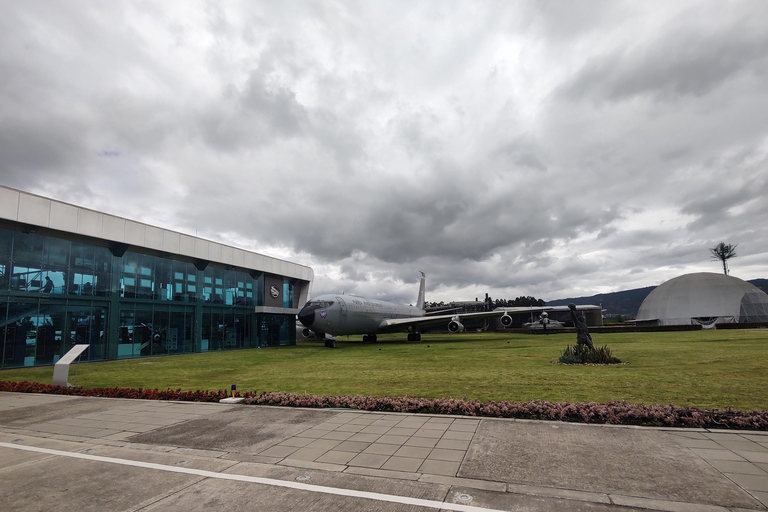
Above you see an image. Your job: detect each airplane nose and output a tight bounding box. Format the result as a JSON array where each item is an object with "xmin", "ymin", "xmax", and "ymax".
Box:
[{"xmin": 298, "ymin": 305, "xmax": 316, "ymax": 328}]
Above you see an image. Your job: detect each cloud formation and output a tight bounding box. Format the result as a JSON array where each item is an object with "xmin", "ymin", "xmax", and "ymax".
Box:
[{"xmin": 2, "ymin": 1, "xmax": 767, "ymax": 305}]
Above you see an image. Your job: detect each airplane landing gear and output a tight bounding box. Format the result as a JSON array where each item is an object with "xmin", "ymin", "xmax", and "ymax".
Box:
[
  {"xmin": 362, "ymin": 334, "xmax": 378, "ymax": 343},
  {"xmin": 324, "ymin": 339, "xmax": 336, "ymax": 348},
  {"xmin": 407, "ymin": 333, "xmax": 421, "ymax": 342}
]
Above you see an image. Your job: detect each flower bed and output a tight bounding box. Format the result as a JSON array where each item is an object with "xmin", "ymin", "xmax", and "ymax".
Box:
[{"xmin": 2, "ymin": 380, "xmax": 766, "ymax": 430}]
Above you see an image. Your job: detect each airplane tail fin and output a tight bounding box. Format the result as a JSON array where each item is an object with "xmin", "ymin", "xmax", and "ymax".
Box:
[{"xmin": 416, "ymin": 272, "xmax": 426, "ymax": 310}]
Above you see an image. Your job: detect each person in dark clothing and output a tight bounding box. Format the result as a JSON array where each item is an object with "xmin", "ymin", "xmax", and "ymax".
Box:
[{"xmin": 41, "ymin": 276, "xmax": 54, "ymax": 293}]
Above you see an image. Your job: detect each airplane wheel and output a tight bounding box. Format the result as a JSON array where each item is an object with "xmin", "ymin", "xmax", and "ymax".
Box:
[
  {"xmin": 371, "ymin": 335, "xmax": 377, "ymax": 342},
  {"xmin": 415, "ymin": 333, "xmax": 421, "ymax": 341}
]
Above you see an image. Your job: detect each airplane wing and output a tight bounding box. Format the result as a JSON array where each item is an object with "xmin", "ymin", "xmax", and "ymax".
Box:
[{"xmin": 378, "ymin": 307, "xmax": 551, "ymax": 332}]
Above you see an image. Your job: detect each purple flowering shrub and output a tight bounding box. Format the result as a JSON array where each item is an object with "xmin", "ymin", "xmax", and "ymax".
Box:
[
  {"xmin": 245, "ymin": 392, "xmax": 768, "ymax": 430},
  {"xmin": 2, "ymin": 380, "xmax": 765, "ymax": 430}
]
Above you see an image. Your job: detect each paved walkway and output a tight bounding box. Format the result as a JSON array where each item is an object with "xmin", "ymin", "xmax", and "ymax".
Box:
[
  {"xmin": 0, "ymin": 391, "xmax": 766, "ymax": 511},
  {"xmin": 255, "ymin": 412, "xmax": 478, "ymax": 475}
]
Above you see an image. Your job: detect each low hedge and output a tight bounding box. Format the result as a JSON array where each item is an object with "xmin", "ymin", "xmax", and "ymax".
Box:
[{"xmin": 2, "ymin": 380, "xmax": 766, "ymax": 430}]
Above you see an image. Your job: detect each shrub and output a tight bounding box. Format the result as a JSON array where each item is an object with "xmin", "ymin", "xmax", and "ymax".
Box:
[
  {"xmin": 2, "ymin": 380, "xmax": 766, "ymax": 430},
  {"xmin": 559, "ymin": 344, "xmax": 621, "ymax": 364}
]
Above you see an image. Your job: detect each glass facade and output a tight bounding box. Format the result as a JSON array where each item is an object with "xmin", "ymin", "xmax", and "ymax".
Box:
[{"xmin": 0, "ymin": 225, "xmax": 297, "ymax": 368}]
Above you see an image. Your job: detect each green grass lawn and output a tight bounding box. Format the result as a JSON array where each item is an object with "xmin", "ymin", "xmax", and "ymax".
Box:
[{"xmin": 2, "ymin": 329, "xmax": 767, "ymax": 411}]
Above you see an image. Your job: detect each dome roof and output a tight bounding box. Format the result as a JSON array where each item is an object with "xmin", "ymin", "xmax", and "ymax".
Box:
[{"xmin": 636, "ymin": 272, "xmax": 768, "ymax": 326}]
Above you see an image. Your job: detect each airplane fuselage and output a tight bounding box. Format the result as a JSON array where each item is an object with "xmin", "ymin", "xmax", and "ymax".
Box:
[
  {"xmin": 296, "ymin": 273, "xmax": 539, "ymax": 347},
  {"xmin": 298, "ymin": 294, "xmax": 425, "ymax": 337}
]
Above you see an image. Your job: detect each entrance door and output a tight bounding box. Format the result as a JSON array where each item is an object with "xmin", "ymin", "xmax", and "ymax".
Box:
[{"xmin": 336, "ymin": 297, "xmax": 347, "ymax": 316}]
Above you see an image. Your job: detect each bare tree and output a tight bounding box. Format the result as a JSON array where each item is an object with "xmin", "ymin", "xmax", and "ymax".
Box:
[{"xmin": 710, "ymin": 242, "xmax": 737, "ymax": 275}]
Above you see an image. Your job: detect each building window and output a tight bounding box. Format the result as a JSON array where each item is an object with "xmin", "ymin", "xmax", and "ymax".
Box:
[
  {"xmin": 0, "ymin": 223, "xmax": 304, "ymax": 368},
  {"xmin": 283, "ymin": 280, "xmax": 294, "ymax": 308}
]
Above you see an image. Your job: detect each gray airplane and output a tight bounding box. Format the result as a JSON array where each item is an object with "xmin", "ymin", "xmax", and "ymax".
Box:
[{"xmin": 297, "ymin": 273, "xmax": 543, "ymax": 348}]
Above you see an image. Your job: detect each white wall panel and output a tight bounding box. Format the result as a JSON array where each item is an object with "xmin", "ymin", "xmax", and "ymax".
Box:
[
  {"xmin": 220, "ymin": 245, "xmax": 234, "ymax": 265},
  {"xmin": 17, "ymin": 194, "xmax": 51, "ymax": 227},
  {"xmin": 194, "ymin": 239, "xmax": 209, "ymax": 259},
  {"xmin": 0, "ymin": 188, "xmax": 20, "ymax": 220},
  {"xmin": 144, "ymin": 225, "xmax": 164, "ymax": 250},
  {"xmin": 101, "ymin": 215, "xmax": 126, "ymax": 242},
  {"xmin": 124, "ymin": 220, "xmax": 146, "ymax": 246},
  {"xmin": 208, "ymin": 243, "xmax": 222, "ymax": 263},
  {"xmin": 179, "ymin": 234, "xmax": 195, "ymax": 257},
  {"xmin": 163, "ymin": 230, "xmax": 181, "ymax": 254},
  {"xmin": 77, "ymin": 209, "xmax": 103, "ymax": 238},
  {"xmin": 232, "ymin": 249, "xmax": 245, "ymax": 268},
  {"xmin": 49, "ymin": 202, "xmax": 79, "ymax": 233}
]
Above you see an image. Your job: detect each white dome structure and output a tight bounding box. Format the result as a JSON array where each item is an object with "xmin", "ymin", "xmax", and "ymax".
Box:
[{"xmin": 636, "ymin": 273, "xmax": 768, "ymax": 327}]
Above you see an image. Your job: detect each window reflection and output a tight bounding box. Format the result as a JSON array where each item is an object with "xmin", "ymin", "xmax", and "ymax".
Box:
[
  {"xmin": 201, "ymin": 308, "xmax": 248, "ymax": 351},
  {"xmin": 256, "ymin": 314, "xmax": 294, "ymax": 347},
  {"xmin": 70, "ymin": 242, "xmax": 111, "ymax": 296},
  {"xmin": 202, "ymin": 267, "xmax": 255, "ymax": 306},
  {"xmin": 0, "ymin": 301, "xmax": 106, "ymax": 366},
  {"xmin": 0, "ymin": 226, "xmax": 301, "ymax": 368},
  {"xmin": 283, "ymin": 280, "xmax": 294, "ymax": 308},
  {"xmin": 0, "ymin": 229, "xmax": 12, "ymax": 292}
]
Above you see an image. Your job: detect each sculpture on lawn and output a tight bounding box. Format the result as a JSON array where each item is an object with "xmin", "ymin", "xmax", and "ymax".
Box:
[{"xmin": 568, "ymin": 303, "xmax": 594, "ymax": 349}]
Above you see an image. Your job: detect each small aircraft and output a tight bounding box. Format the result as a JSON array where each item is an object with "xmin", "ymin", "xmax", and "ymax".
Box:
[{"xmin": 297, "ymin": 273, "xmax": 547, "ymax": 347}]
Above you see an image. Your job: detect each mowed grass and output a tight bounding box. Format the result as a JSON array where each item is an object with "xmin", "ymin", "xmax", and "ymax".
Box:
[{"xmin": 2, "ymin": 329, "xmax": 767, "ymax": 411}]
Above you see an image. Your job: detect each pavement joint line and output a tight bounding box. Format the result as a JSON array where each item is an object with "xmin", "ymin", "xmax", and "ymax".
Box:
[
  {"xmin": 607, "ymin": 493, "xmax": 733, "ymax": 512},
  {"xmin": 121, "ymin": 476, "xmax": 208, "ymax": 512},
  {"xmin": 678, "ymin": 443, "xmax": 768, "ymax": 508},
  {"xmin": 0, "ymin": 441, "xmax": 505, "ymax": 512},
  {"xmin": 0, "ymin": 451, "xmax": 59, "ymax": 474}
]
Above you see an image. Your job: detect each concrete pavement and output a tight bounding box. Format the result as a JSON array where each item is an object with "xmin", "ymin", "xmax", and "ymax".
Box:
[{"xmin": 0, "ymin": 391, "xmax": 766, "ymax": 511}]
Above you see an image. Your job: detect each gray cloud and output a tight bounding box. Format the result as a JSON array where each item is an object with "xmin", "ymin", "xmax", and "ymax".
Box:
[{"xmin": 560, "ymin": 5, "xmax": 768, "ymax": 103}]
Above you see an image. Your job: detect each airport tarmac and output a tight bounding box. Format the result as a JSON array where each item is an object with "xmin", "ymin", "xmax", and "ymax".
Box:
[{"xmin": 0, "ymin": 391, "xmax": 766, "ymax": 511}]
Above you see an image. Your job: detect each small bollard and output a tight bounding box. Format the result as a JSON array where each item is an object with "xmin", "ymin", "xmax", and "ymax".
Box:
[{"xmin": 219, "ymin": 384, "xmax": 244, "ymax": 404}]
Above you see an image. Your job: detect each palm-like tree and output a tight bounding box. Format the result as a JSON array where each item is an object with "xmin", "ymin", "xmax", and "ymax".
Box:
[{"xmin": 710, "ymin": 242, "xmax": 737, "ymax": 275}]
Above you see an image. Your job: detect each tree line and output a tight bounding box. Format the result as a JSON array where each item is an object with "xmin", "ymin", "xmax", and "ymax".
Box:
[{"xmin": 426, "ymin": 295, "xmax": 545, "ymax": 309}]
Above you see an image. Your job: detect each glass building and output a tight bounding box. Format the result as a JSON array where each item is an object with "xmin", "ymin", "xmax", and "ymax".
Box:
[{"xmin": 0, "ymin": 186, "xmax": 313, "ymax": 368}]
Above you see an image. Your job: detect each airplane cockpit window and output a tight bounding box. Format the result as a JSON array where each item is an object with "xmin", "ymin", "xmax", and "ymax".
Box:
[{"xmin": 308, "ymin": 300, "xmax": 334, "ymax": 308}]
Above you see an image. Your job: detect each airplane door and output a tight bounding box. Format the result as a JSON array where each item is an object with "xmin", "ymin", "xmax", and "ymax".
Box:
[{"xmin": 336, "ymin": 297, "xmax": 347, "ymax": 316}]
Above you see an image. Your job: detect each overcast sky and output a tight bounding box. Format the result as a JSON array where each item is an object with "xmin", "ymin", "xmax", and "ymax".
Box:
[{"xmin": 2, "ymin": 1, "xmax": 767, "ymax": 304}]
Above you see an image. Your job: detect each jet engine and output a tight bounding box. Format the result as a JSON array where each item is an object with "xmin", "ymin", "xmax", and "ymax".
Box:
[
  {"xmin": 447, "ymin": 316, "xmax": 465, "ymax": 333},
  {"xmin": 296, "ymin": 320, "xmax": 317, "ymax": 339},
  {"xmin": 499, "ymin": 313, "xmax": 513, "ymax": 327}
]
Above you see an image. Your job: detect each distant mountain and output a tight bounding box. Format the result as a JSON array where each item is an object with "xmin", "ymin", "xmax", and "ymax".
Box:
[
  {"xmin": 546, "ymin": 287, "xmax": 656, "ymax": 317},
  {"xmin": 750, "ymin": 278, "xmax": 768, "ymax": 295},
  {"xmin": 546, "ymin": 279, "xmax": 768, "ymax": 317}
]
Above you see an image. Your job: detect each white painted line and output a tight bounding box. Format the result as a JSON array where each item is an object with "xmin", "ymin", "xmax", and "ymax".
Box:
[{"xmin": 0, "ymin": 441, "xmax": 505, "ymax": 512}]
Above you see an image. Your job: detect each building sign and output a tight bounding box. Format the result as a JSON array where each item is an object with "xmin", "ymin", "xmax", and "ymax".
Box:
[{"xmin": 264, "ymin": 275, "xmax": 285, "ymax": 308}]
